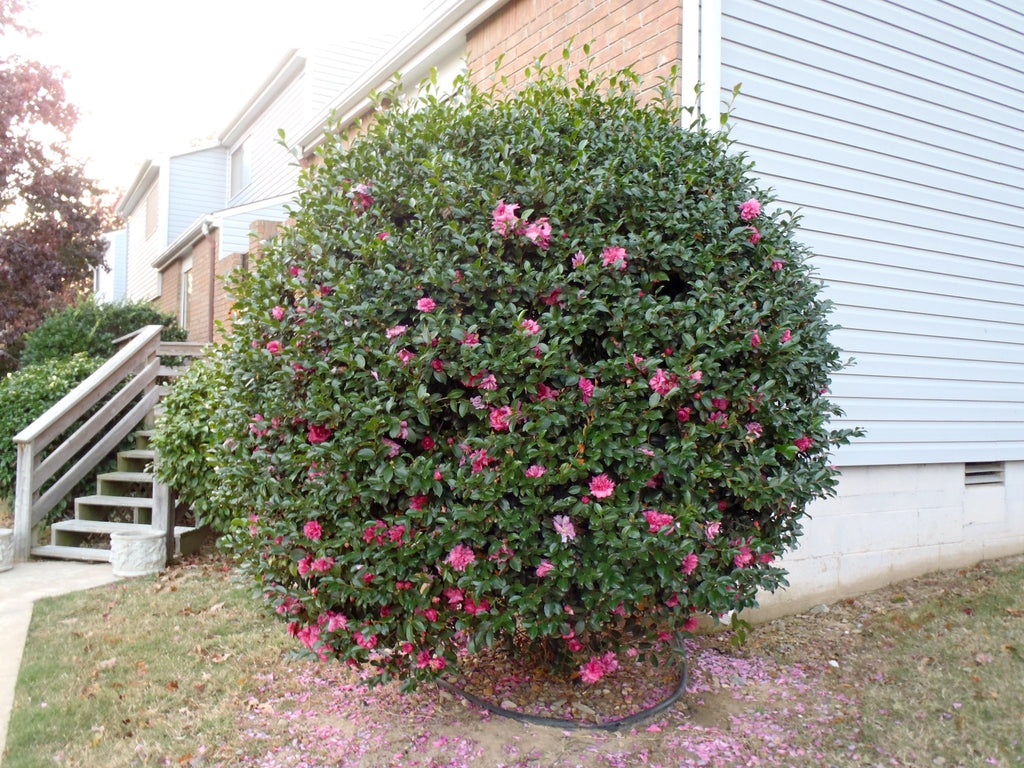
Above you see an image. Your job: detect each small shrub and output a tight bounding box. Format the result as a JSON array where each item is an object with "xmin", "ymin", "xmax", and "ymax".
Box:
[
  {"xmin": 0, "ymin": 353, "xmax": 102, "ymax": 503},
  {"xmin": 153, "ymin": 355, "xmax": 228, "ymax": 531},
  {"xmin": 19, "ymin": 296, "xmax": 186, "ymax": 367},
  {"xmin": 213, "ymin": 59, "xmax": 857, "ymax": 688}
]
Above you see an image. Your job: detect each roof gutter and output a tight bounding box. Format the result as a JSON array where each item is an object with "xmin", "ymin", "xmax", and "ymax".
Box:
[
  {"xmin": 151, "ymin": 215, "xmax": 218, "ymax": 271},
  {"xmin": 294, "ymin": 0, "xmax": 510, "ymax": 158}
]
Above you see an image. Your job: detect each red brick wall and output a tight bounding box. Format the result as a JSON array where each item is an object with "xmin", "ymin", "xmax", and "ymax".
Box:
[
  {"xmin": 212, "ymin": 220, "xmax": 283, "ymax": 343},
  {"xmin": 157, "ymin": 261, "xmax": 181, "ymax": 321},
  {"xmin": 467, "ymin": 0, "xmax": 682, "ymax": 98},
  {"xmin": 188, "ymin": 234, "xmax": 217, "ymax": 343}
]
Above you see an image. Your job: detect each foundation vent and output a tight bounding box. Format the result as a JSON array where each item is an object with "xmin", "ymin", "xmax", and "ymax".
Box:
[{"xmin": 964, "ymin": 462, "xmax": 1005, "ymax": 487}]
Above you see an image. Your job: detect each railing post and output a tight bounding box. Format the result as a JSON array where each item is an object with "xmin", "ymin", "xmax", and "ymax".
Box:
[{"xmin": 13, "ymin": 441, "xmax": 36, "ymax": 563}]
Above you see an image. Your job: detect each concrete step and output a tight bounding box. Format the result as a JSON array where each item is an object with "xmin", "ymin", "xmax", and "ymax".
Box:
[{"xmin": 31, "ymin": 544, "xmax": 112, "ymax": 562}]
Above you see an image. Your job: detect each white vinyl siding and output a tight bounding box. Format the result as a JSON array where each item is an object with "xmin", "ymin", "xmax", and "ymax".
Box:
[
  {"xmin": 720, "ymin": 0, "xmax": 1024, "ymax": 466},
  {"xmin": 227, "ymin": 70, "xmax": 307, "ymax": 207},
  {"xmin": 219, "ymin": 202, "xmax": 291, "ymax": 259},
  {"xmin": 167, "ymin": 148, "xmax": 228, "ymax": 241},
  {"xmin": 124, "ymin": 179, "xmax": 162, "ymax": 301}
]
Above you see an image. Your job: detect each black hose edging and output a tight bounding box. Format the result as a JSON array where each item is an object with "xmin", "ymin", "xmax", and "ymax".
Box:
[{"xmin": 436, "ymin": 651, "xmax": 688, "ymax": 732}]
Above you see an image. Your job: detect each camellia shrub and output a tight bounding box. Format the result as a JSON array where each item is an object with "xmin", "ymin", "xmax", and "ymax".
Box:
[
  {"xmin": 152, "ymin": 354, "xmax": 229, "ymax": 531},
  {"xmin": 212, "ymin": 59, "xmax": 857, "ymax": 688}
]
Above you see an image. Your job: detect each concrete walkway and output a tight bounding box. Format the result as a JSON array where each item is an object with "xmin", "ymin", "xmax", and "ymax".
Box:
[{"xmin": 0, "ymin": 560, "xmax": 121, "ymax": 762}]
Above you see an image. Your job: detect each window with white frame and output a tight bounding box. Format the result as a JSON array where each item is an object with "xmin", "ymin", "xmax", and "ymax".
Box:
[{"xmin": 230, "ymin": 138, "xmax": 252, "ymax": 197}]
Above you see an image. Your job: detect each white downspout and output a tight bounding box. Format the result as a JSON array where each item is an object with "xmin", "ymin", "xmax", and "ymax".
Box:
[{"xmin": 680, "ymin": 0, "xmax": 723, "ymax": 128}]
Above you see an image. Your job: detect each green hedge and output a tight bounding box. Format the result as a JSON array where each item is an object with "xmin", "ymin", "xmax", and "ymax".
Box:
[
  {"xmin": 19, "ymin": 297, "xmax": 186, "ymax": 367},
  {"xmin": 0, "ymin": 353, "xmax": 102, "ymax": 502}
]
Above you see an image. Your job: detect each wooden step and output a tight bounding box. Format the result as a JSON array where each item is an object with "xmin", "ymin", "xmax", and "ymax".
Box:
[
  {"xmin": 98, "ymin": 471, "xmax": 153, "ymax": 483},
  {"xmin": 76, "ymin": 494, "xmax": 154, "ymax": 524},
  {"xmin": 31, "ymin": 544, "xmax": 112, "ymax": 562},
  {"xmin": 96, "ymin": 471, "xmax": 153, "ymax": 496},
  {"xmin": 50, "ymin": 520, "xmax": 203, "ymax": 557},
  {"xmin": 51, "ymin": 519, "xmax": 143, "ymax": 547},
  {"xmin": 117, "ymin": 449, "xmax": 155, "ymax": 472},
  {"xmin": 133, "ymin": 429, "xmax": 156, "ymax": 449}
]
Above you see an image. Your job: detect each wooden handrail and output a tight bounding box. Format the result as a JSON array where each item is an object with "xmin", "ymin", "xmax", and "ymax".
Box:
[{"xmin": 12, "ymin": 325, "xmax": 169, "ymax": 562}]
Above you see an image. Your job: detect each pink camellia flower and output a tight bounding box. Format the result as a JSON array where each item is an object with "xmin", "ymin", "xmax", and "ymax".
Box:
[
  {"xmin": 525, "ymin": 464, "xmax": 547, "ymax": 478},
  {"xmin": 445, "ymin": 543, "xmax": 476, "ymax": 572},
  {"xmin": 376, "ymin": 231, "xmax": 390, "ymax": 241},
  {"xmin": 751, "ymin": 331, "xmax": 761, "ymax": 348},
  {"xmin": 578, "ymin": 377, "xmax": 595, "ymax": 404},
  {"xmin": 266, "ymin": 340, "xmax": 281, "ymax": 354},
  {"xmin": 739, "ymin": 197, "xmax": 762, "ymax": 221},
  {"xmin": 491, "ymin": 199, "xmax": 520, "ymax": 236},
  {"xmin": 382, "ymin": 438, "xmax": 401, "ymax": 458},
  {"xmin": 489, "ymin": 405, "xmax": 512, "ymax": 431},
  {"xmin": 271, "ymin": 305, "xmax": 285, "ymax": 321},
  {"xmin": 589, "ymin": 474, "xmax": 615, "ymax": 499},
  {"xmin": 478, "ymin": 374, "xmax": 498, "ymax": 390},
  {"xmin": 643, "ymin": 510, "xmax": 675, "ymax": 533},
  {"xmin": 734, "ymin": 546, "xmax": 755, "ymax": 568},
  {"xmin": 535, "ymin": 383, "xmax": 560, "ymax": 401},
  {"xmin": 771, "ymin": 259, "xmax": 785, "ymax": 271},
  {"xmin": 745, "ymin": 421, "xmax": 763, "ymax": 437},
  {"xmin": 683, "ymin": 615, "xmax": 700, "ymax": 632},
  {"xmin": 552, "ymin": 515, "xmax": 576, "ymax": 543},
  {"xmin": 567, "ymin": 637, "xmax": 584, "ymax": 652},
  {"xmin": 794, "ymin": 435, "xmax": 814, "ymax": 452},
  {"xmin": 462, "ymin": 332, "xmax": 480, "ymax": 346},
  {"xmin": 422, "ymin": 435, "xmax": 435, "ymax": 450},
  {"xmin": 416, "ymin": 297, "xmax": 436, "ymax": 312},
  {"xmin": 520, "ymin": 318, "xmax": 541, "ymax": 335},
  {"xmin": 571, "ymin": 250, "xmax": 586, "ymax": 269},
  {"xmin": 781, "ymin": 329, "xmax": 792, "ymax": 343},
  {"xmin": 409, "ymin": 494, "xmax": 428, "ymax": 512},
  {"xmin": 665, "ymin": 593, "xmax": 680, "ymax": 608},
  {"xmin": 352, "ymin": 183, "xmax": 374, "ymax": 212},
  {"xmin": 648, "ymin": 368, "xmax": 678, "ymax": 396},
  {"xmin": 541, "ymin": 288, "xmax": 562, "ymax": 306},
  {"xmin": 397, "ymin": 348, "xmax": 414, "ymax": 367},
  {"xmin": 706, "ymin": 521, "xmax": 722, "ymax": 539},
  {"xmin": 601, "ymin": 245, "xmax": 628, "ymax": 271},
  {"xmin": 748, "ymin": 226, "xmax": 761, "ymax": 245},
  {"xmin": 307, "ymin": 424, "xmax": 332, "ymax": 444},
  {"xmin": 760, "ymin": 552, "xmax": 775, "ymax": 564},
  {"xmin": 303, "ymin": 520, "xmax": 323, "ymax": 541},
  {"xmin": 677, "ymin": 407, "xmax": 692, "ymax": 422},
  {"xmin": 431, "ymin": 359, "xmax": 444, "ymax": 372},
  {"xmin": 521, "ymin": 217, "xmax": 552, "ymax": 249},
  {"xmin": 580, "ymin": 656, "xmax": 608, "ymax": 684},
  {"xmin": 386, "ymin": 324, "xmax": 407, "ymax": 340},
  {"xmin": 536, "ymin": 560, "xmax": 554, "ymax": 578},
  {"xmin": 353, "ymin": 631, "xmax": 378, "ymax": 649},
  {"xmin": 681, "ymin": 552, "xmax": 699, "ymax": 575},
  {"xmin": 311, "ymin": 556, "xmax": 334, "ymax": 574}
]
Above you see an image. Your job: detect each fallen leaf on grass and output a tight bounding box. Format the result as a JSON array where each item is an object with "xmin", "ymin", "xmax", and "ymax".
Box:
[
  {"xmin": 96, "ymin": 657, "xmax": 116, "ymax": 670},
  {"xmin": 974, "ymin": 653, "xmax": 994, "ymax": 665},
  {"xmin": 1003, "ymin": 607, "xmax": 1023, "ymax": 617}
]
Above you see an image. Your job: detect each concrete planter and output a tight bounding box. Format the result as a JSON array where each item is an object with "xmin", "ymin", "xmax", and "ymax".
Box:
[
  {"xmin": 0, "ymin": 528, "xmax": 12, "ymax": 572},
  {"xmin": 110, "ymin": 529, "xmax": 166, "ymax": 577}
]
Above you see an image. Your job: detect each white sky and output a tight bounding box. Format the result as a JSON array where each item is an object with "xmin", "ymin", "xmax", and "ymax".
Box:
[{"xmin": 11, "ymin": 0, "xmax": 428, "ymax": 196}]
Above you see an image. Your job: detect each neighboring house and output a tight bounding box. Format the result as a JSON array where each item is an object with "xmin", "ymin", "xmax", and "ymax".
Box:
[
  {"xmin": 121, "ymin": 0, "xmax": 1024, "ymax": 614},
  {"xmin": 93, "ymin": 228, "xmax": 127, "ymax": 303},
  {"xmin": 116, "ymin": 41, "xmax": 412, "ymax": 342}
]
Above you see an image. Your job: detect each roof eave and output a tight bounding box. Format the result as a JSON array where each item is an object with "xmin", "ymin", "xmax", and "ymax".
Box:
[{"xmin": 293, "ymin": 0, "xmax": 510, "ymax": 157}]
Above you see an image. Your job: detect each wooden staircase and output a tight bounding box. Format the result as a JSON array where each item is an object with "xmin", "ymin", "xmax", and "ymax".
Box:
[
  {"xmin": 31, "ymin": 428, "xmax": 203, "ymax": 563},
  {"xmin": 11, "ymin": 325, "xmax": 207, "ymax": 566}
]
